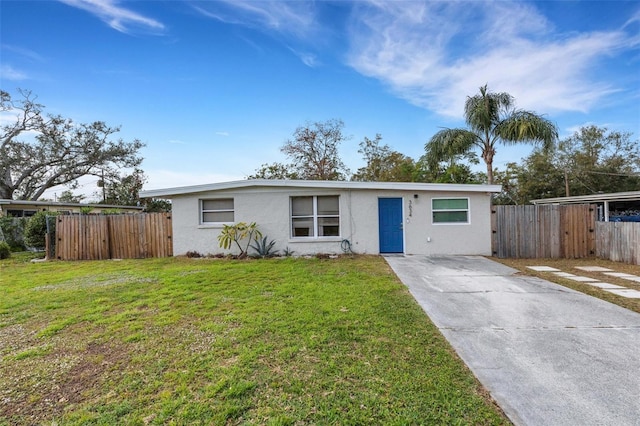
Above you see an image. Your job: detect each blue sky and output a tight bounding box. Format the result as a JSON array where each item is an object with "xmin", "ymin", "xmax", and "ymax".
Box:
[{"xmin": 1, "ymin": 0, "xmax": 639, "ymax": 199}]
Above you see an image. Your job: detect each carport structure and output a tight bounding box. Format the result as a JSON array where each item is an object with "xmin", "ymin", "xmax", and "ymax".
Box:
[{"xmin": 531, "ymin": 190, "xmax": 640, "ymax": 222}]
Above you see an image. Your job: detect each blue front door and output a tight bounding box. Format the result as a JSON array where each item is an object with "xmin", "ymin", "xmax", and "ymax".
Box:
[{"xmin": 378, "ymin": 198, "xmax": 403, "ymax": 253}]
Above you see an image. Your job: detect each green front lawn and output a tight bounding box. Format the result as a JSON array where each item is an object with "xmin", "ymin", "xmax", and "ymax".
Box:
[{"xmin": 0, "ymin": 255, "xmax": 507, "ymax": 425}]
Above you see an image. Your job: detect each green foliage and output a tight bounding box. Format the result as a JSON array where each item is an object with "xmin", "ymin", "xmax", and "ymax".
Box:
[
  {"xmin": 102, "ymin": 168, "xmax": 145, "ymax": 206},
  {"xmin": 79, "ymin": 206, "xmax": 94, "ymax": 215},
  {"xmin": 250, "ymin": 236, "xmax": 278, "ymax": 258},
  {"xmin": 0, "ymin": 216, "xmax": 27, "ymax": 251},
  {"xmin": 0, "ymin": 241, "xmax": 11, "ymax": 259},
  {"xmin": 56, "ymin": 189, "xmax": 85, "ymax": 203},
  {"xmin": 493, "ymin": 126, "xmax": 640, "ymax": 203},
  {"xmin": 281, "ymin": 118, "xmax": 350, "ymax": 180},
  {"xmin": 23, "ymin": 211, "xmax": 57, "ymax": 250},
  {"xmin": 425, "ymin": 84, "xmax": 558, "ymax": 184},
  {"xmin": 556, "ymin": 126, "xmax": 640, "ymax": 195},
  {"xmin": 352, "ymin": 134, "xmax": 422, "ymax": 182},
  {"xmin": 217, "ymin": 222, "xmax": 262, "ymax": 258},
  {"xmin": 143, "ymin": 198, "xmax": 171, "ymax": 212},
  {"xmin": 101, "ymin": 208, "xmax": 123, "ymax": 215},
  {"xmin": 0, "ymin": 89, "xmax": 144, "ymax": 200},
  {"xmin": 247, "ymin": 162, "xmax": 299, "ymax": 180}
]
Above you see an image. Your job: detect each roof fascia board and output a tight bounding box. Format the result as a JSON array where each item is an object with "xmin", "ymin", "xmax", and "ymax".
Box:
[
  {"xmin": 0, "ymin": 199, "xmax": 143, "ymax": 210},
  {"xmin": 140, "ymin": 179, "xmax": 502, "ymax": 198}
]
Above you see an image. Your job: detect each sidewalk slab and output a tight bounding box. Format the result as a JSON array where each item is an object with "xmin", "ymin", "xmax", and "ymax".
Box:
[
  {"xmin": 565, "ymin": 275, "xmax": 600, "ymax": 282},
  {"xmin": 575, "ymin": 266, "xmax": 613, "ymax": 272},
  {"xmin": 588, "ymin": 282, "xmax": 627, "ymax": 289},
  {"xmin": 604, "ymin": 289, "xmax": 640, "ymax": 299},
  {"xmin": 526, "ymin": 266, "xmax": 560, "ymax": 272}
]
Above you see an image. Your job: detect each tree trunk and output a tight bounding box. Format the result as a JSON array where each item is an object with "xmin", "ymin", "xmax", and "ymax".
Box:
[
  {"xmin": 0, "ymin": 185, "xmax": 12, "ymax": 200},
  {"xmin": 486, "ymin": 162, "xmax": 494, "ymax": 185},
  {"xmin": 483, "ymin": 147, "xmax": 495, "ymax": 185}
]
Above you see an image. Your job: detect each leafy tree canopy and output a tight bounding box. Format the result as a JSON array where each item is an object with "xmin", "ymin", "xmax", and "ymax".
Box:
[
  {"xmin": 1, "ymin": 89, "xmax": 144, "ymax": 200},
  {"xmin": 493, "ymin": 125, "xmax": 640, "ymax": 204},
  {"xmin": 352, "ymin": 134, "xmax": 421, "ymax": 182},
  {"xmin": 56, "ymin": 189, "xmax": 86, "ymax": 204},
  {"xmin": 280, "ymin": 118, "xmax": 350, "ymax": 180},
  {"xmin": 100, "ymin": 168, "xmax": 145, "ymax": 206},
  {"xmin": 247, "ymin": 162, "xmax": 299, "ymax": 180}
]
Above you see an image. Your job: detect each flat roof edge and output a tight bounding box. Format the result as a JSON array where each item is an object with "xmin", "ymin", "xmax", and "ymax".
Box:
[{"xmin": 140, "ymin": 179, "xmax": 502, "ymax": 198}]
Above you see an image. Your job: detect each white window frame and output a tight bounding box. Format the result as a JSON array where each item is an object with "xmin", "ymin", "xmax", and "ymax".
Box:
[
  {"xmin": 7, "ymin": 209, "xmax": 37, "ymax": 218},
  {"xmin": 290, "ymin": 195, "xmax": 340, "ymax": 239},
  {"xmin": 200, "ymin": 198, "xmax": 234, "ymax": 225},
  {"xmin": 431, "ymin": 197, "xmax": 470, "ymax": 225}
]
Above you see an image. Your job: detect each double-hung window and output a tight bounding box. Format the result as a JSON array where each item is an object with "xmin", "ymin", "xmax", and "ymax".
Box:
[
  {"xmin": 291, "ymin": 195, "xmax": 340, "ymax": 237},
  {"xmin": 432, "ymin": 198, "xmax": 469, "ymax": 224},
  {"xmin": 201, "ymin": 198, "xmax": 234, "ymax": 224}
]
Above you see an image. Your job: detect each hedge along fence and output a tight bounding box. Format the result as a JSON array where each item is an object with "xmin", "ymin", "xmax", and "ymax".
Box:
[{"xmin": 54, "ymin": 213, "xmax": 172, "ymax": 260}]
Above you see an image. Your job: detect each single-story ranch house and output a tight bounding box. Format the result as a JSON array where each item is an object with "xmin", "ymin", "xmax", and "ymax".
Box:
[{"xmin": 140, "ymin": 179, "xmax": 502, "ymax": 256}]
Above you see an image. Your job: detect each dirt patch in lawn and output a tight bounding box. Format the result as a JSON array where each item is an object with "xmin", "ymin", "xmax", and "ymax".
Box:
[
  {"xmin": 0, "ymin": 339, "xmax": 128, "ymax": 423},
  {"xmin": 492, "ymin": 257, "xmax": 640, "ymax": 314}
]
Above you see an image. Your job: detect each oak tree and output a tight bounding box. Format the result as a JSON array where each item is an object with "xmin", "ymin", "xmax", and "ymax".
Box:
[{"xmin": 1, "ymin": 89, "xmax": 144, "ymax": 200}]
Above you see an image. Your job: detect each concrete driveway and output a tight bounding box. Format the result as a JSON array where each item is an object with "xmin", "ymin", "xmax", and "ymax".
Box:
[{"xmin": 385, "ymin": 255, "xmax": 640, "ymax": 426}]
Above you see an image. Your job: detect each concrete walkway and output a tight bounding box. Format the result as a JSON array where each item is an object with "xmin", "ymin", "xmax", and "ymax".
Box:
[{"xmin": 385, "ymin": 255, "xmax": 640, "ymax": 426}]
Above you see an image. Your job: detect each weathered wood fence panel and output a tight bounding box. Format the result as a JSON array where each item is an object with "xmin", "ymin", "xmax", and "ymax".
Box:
[
  {"xmin": 492, "ymin": 204, "xmax": 596, "ymax": 259},
  {"xmin": 596, "ymin": 222, "xmax": 640, "ymax": 265},
  {"xmin": 55, "ymin": 213, "xmax": 172, "ymax": 260}
]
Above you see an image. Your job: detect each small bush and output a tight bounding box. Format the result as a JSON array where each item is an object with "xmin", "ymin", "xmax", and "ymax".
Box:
[
  {"xmin": 0, "ymin": 241, "xmax": 11, "ymax": 259},
  {"xmin": 217, "ymin": 222, "xmax": 262, "ymax": 259},
  {"xmin": 185, "ymin": 250, "xmax": 203, "ymax": 258},
  {"xmin": 24, "ymin": 212, "xmax": 57, "ymax": 250},
  {"xmin": 0, "ymin": 216, "xmax": 27, "ymax": 251}
]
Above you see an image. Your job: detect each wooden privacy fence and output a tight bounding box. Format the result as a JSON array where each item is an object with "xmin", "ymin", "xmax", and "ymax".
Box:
[
  {"xmin": 54, "ymin": 213, "xmax": 172, "ymax": 260},
  {"xmin": 492, "ymin": 204, "xmax": 596, "ymax": 259},
  {"xmin": 595, "ymin": 222, "xmax": 640, "ymax": 265}
]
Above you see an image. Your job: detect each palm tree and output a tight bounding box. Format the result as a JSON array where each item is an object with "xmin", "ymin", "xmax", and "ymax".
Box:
[{"xmin": 424, "ymin": 85, "xmax": 558, "ymax": 184}]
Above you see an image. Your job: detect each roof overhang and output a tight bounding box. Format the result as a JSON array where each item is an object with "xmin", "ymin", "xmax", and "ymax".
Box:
[
  {"xmin": 140, "ymin": 179, "xmax": 502, "ymax": 198},
  {"xmin": 0, "ymin": 199, "xmax": 143, "ymax": 210},
  {"xmin": 530, "ymin": 191, "xmax": 640, "ymax": 205}
]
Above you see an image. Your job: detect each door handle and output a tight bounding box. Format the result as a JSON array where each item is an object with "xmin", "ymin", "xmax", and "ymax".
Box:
[{"xmin": 399, "ymin": 223, "xmax": 403, "ymax": 230}]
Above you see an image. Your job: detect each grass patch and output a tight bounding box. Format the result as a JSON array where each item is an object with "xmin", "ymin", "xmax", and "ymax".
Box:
[
  {"xmin": 0, "ymin": 256, "xmax": 508, "ymax": 425},
  {"xmin": 493, "ymin": 257, "xmax": 640, "ymax": 314}
]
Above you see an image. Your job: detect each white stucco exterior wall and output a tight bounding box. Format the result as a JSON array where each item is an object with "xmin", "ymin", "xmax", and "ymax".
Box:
[{"xmin": 169, "ymin": 186, "xmax": 494, "ymax": 256}]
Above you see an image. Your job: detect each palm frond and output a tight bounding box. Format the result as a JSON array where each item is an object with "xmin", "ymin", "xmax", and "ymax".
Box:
[
  {"xmin": 464, "ymin": 85, "xmax": 514, "ymax": 132},
  {"xmin": 424, "ymin": 129, "xmax": 478, "ymax": 167},
  {"xmin": 495, "ymin": 111, "xmax": 558, "ymax": 149}
]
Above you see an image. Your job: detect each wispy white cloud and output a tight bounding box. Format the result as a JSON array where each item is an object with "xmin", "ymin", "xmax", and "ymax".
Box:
[
  {"xmin": 0, "ymin": 64, "xmax": 28, "ymax": 81},
  {"xmin": 168, "ymin": 139, "xmax": 186, "ymax": 145},
  {"xmin": 191, "ymin": 0, "xmax": 317, "ymax": 39},
  {"xmin": 1, "ymin": 45, "xmax": 45, "ymax": 62},
  {"xmin": 287, "ymin": 47, "xmax": 320, "ymax": 68},
  {"xmin": 215, "ymin": 132, "xmax": 230, "ymax": 137},
  {"xmin": 58, "ymin": 0, "xmax": 164, "ymax": 34},
  {"xmin": 347, "ymin": 1, "xmax": 638, "ymax": 119},
  {"xmin": 191, "ymin": 1, "xmax": 322, "ymax": 66}
]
